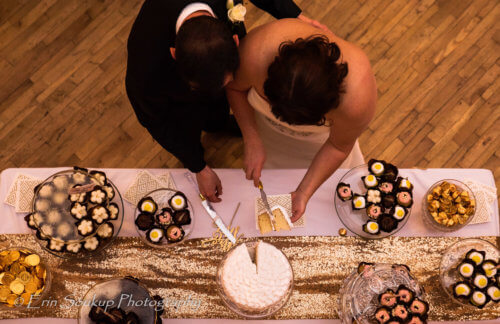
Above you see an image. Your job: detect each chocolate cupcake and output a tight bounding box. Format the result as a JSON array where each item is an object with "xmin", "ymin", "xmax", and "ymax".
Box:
[
  {"xmin": 392, "ymin": 304, "xmax": 409, "ymax": 321},
  {"xmin": 66, "ymin": 241, "xmax": 83, "ymax": 254},
  {"xmin": 103, "ymin": 184, "xmax": 115, "ymax": 200},
  {"xmin": 156, "ymin": 208, "xmax": 174, "ymax": 228},
  {"xmin": 89, "ymin": 170, "xmax": 107, "ymax": 186},
  {"xmin": 135, "ymin": 213, "xmax": 155, "ymax": 231},
  {"xmin": 84, "ymin": 236, "xmax": 100, "ymax": 251},
  {"xmin": 362, "ymin": 174, "xmax": 379, "ymax": 189},
  {"xmin": 336, "ymin": 182, "xmax": 353, "ymax": 201},
  {"xmin": 379, "ymin": 289, "xmax": 397, "ymax": 308},
  {"xmin": 89, "ymin": 205, "xmax": 110, "ymax": 224},
  {"xmin": 89, "ymin": 305, "xmax": 106, "ymax": 321},
  {"xmin": 107, "ymin": 202, "xmax": 120, "ymax": 220},
  {"xmin": 96, "ymin": 222, "xmax": 114, "ymax": 239},
  {"xmin": 397, "ymin": 285, "xmax": 415, "ymax": 304},
  {"xmin": 174, "ymin": 209, "xmax": 191, "ymax": 226},
  {"xmin": 409, "ymin": 298, "xmax": 429, "ymax": 317},
  {"xmin": 367, "ymin": 189, "xmax": 382, "ymax": 204},
  {"xmin": 69, "ymin": 184, "xmax": 88, "ymax": 203},
  {"xmin": 382, "ymin": 194, "xmax": 396, "ymax": 209},
  {"xmin": 89, "ymin": 186, "xmax": 108, "ymax": 205},
  {"xmin": 146, "ymin": 227, "xmax": 164, "ymax": 244},
  {"xmin": 47, "ymin": 239, "xmax": 65, "ymax": 252},
  {"xmin": 138, "ymin": 197, "xmax": 157, "ymax": 214},
  {"xmin": 366, "ymin": 204, "xmax": 383, "ymax": 220},
  {"xmin": 382, "ymin": 163, "xmax": 399, "ymax": 182},
  {"xmin": 70, "ymin": 202, "xmax": 87, "ymax": 220},
  {"xmin": 396, "ymin": 191, "xmax": 413, "ymax": 208},
  {"xmin": 374, "ymin": 306, "xmax": 391, "ymax": 323},
  {"xmin": 352, "ymin": 194, "xmax": 366, "ymax": 210},
  {"xmin": 76, "ymin": 218, "xmax": 95, "ymax": 236},
  {"xmin": 379, "ymin": 214, "xmax": 398, "ymax": 232},
  {"xmin": 368, "ymin": 159, "xmax": 386, "ymax": 176},
  {"xmin": 169, "ymin": 192, "xmax": 187, "ymax": 211},
  {"xmin": 379, "ymin": 181, "xmax": 395, "ymax": 194},
  {"xmin": 166, "ymin": 225, "xmax": 185, "ymax": 243}
]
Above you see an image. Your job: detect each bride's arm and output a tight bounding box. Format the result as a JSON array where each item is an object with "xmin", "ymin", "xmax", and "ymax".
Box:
[
  {"xmin": 291, "ymin": 69, "xmax": 377, "ymax": 221},
  {"xmin": 226, "ymin": 76, "xmax": 266, "ymax": 187}
]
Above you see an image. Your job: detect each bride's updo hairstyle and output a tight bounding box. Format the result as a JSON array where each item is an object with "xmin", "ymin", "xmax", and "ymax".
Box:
[{"xmin": 264, "ymin": 35, "xmax": 348, "ymax": 126}]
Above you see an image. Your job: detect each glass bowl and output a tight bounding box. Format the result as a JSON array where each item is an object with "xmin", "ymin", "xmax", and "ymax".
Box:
[
  {"xmin": 422, "ymin": 179, "xmax": 476, "ymax": 232},
  {"xmin": 78, "ymin": 277, "xmax": 159, "ymax": 324},
  {"xmin": 338, "ymin": 263, "xmax": 426, "ymax": 323},
  {"xmin": 134, "ymin": 188, "xmax": 194, "ymax": 248},
  {"xmin": 439, "ymin": 238, "xmax": 499, "ymax": 308},
  {"xmin": 334, "ymin": 164, "xmax": 412, "ymax": 239},
  {"xmin": 216, "ymin": 241, "xmax": 294, "ymax": 319},
  {"xmin": 30, "ymin": 169, "xmax": 124, "ymax": 259},
  {"xmin": 0, "ymin": 247, "xmax": 52, "ymax": 310}
]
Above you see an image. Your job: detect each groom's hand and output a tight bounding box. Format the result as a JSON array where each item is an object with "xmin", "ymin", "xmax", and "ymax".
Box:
[
  {"xmin": 196, "ymin": 165, "xmax": 223, "ymax": 202},
  {"xmin": 244, "ymin": 139, "xmax": 266, "ymax": 187},
  {"xmin": 297, "ymin": 14, "xmax": 328, "ymax": 32}
]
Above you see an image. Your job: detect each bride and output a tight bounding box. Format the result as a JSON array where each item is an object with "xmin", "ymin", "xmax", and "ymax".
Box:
[{"xmin": 226, "ymin": 18, "xmax": 377, "ymax": 221}]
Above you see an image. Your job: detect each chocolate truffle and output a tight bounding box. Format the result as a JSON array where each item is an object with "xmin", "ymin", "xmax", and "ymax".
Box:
[
  {"xmin": 166, "ymin": 225, "xmax": 185, "ymax": 243},
  {"xmin": 379, "ymin": 214, "xmax": 398, "ymax": 232},
  {"xmin": 174, "ymin": 209, "xmax": 191, "ymax": 226},
  {"xmin": 135, "ymin": 213, "xmax": 155, "ymax": 231}
]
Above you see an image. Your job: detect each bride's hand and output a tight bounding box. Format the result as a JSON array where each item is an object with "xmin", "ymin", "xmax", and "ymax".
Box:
[
  {"xmin": 244, "ymin": 139, "xmax": 266, "ymax": 187},
  {"xmin": 291, "ymin": 190, "xmax": 308, "ymax": 222}
]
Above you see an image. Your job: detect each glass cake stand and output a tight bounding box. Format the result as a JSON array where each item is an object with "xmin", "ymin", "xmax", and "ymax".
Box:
[
  {"xmin": 134, "ymin": 188, "xmax": 194, "ymax": 248},
  {"xmin": 439, "ymin": 238, "xmax": 499, "ymax": 308},
  {"xmin": 338, "ymin": 263, "xmax": 426, "ymax": 323},
  {"xmin": 215, "ymin": 241, "xmax": 294, "ymax": 319},
  {"xmin": 30, "ymin": 169, "xmax": 124, "ymax": 259},
  {"xmin": 334, "ymin": 164, "xmax": 412, "ymax": 239},
  {"xmin": 78, "ymin": 277, "xmax": 159, "ymax": 324}
]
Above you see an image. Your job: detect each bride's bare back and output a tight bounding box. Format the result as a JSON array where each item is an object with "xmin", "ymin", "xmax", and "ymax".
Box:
[{"xmin": 232, "ymin": 18, "xmax": 376, "ymax": 146}]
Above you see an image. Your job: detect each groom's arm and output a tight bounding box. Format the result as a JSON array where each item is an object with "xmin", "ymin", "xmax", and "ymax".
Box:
[{"xmin": 249, "ymin": 0, "xmax": 301, "ymax": 19}]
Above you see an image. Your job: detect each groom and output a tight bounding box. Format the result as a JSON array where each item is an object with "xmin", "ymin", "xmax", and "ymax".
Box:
[{"xmin": 126, "ymin": 0, "xmax": 325, "ymax": 202}]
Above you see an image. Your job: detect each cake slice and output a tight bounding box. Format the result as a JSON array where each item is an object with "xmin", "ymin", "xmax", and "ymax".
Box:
[
  {"xmin": 272, "ymin": 206, "xmax": 293, "ymax": 232},
  {"xmin": 258, "ymin": 212, "xmax": 274, "ymax": 234}
]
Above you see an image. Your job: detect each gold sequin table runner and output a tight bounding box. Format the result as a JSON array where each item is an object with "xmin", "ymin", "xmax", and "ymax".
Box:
[{"xmin": 0, "ymin": 234, "xmax": 499, "ymax": 320}]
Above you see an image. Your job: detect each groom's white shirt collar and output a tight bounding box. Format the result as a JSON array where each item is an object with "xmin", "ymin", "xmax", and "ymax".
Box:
[{"xmin": 176, "ymin": 3, "xmax": 217, "ymax": 33}]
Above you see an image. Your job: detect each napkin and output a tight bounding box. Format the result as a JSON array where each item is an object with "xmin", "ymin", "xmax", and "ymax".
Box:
[
  {"xmin": 5, "ymin": 173, "xmax": 35, "ymax": 206},
  {"xmin": 124, "ymin": 170, "xmax": 176, "ymax": 206},
  {"xmin": 15, "ymin": 178, "xmax": 43, "ymax": 213},
  {"xmin": 464, "ymin": 179, "xmax": 496, "ymax": 224},
  {"xmin": 255, "ymin": 194, "xmax": 305, "ymax": 230}
]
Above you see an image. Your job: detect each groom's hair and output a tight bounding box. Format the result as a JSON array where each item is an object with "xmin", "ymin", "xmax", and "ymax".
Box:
[
  {"xmin": 264, "ymin": 35, "xmax": 348, "ymax": 125},
  {"xmin": 176, "ymin": 16, "xmax": 239, "ymax": 94}
]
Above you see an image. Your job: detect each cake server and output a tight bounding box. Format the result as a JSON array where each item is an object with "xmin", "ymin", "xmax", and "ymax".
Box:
[
  {"xmin": 258, "ymin": 181, "xmax": 276, "ymax": 230},
  {"xmin": 184, "ymin": 172, "xmax": 236, "ymax": 244}
]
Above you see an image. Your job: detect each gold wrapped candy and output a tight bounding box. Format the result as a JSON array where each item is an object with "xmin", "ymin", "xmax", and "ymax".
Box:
[{"xmin": 0, "ymin": 249, "xmax": 47, "ymax": 307}]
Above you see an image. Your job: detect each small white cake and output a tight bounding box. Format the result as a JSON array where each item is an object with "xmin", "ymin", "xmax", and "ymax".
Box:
[{"xmin": 221, "ymin": 241, "xmax": 292, "ymax": 312}]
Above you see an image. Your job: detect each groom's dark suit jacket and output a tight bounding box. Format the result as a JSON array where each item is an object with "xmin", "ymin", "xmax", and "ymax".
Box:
[{"xmin": 126, "ymin": 0, "xmax": 301, "ymax": 172}]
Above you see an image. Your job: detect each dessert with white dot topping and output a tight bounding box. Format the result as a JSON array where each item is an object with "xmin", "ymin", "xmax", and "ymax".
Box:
[{"xmin": 220, "ymin": 241, "xmax": 292, "ymax": 312}]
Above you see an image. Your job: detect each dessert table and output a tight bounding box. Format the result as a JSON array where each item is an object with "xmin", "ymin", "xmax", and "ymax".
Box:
[{"xmin": 0, "ymin": 167, "xmax": 498, "ymax": 323}]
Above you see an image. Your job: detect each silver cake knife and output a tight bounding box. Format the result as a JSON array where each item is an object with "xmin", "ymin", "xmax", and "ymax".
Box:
[
  {"xmin": 258, "ymin": 181, "xmax": 276, "ymax": 230},
  {"xmin": 184, "ymin": 172, "xmax": 236, "ymax": 244}
]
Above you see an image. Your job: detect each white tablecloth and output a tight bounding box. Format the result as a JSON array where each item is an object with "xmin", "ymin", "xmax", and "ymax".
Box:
[{"xmin": 0, "ymin": 168, "xmax": 498, "ymax": 323}]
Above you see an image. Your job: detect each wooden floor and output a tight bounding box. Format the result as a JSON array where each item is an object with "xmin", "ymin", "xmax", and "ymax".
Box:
[{"xmin": 0, "ymin": 0, "xmax": 498, "ymax": 200}]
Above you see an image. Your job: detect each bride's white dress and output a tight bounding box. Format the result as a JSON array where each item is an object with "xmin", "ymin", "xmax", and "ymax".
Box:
[{"xmin": 247, "ymin": 87, "xmax": 365, "ymax": 169}]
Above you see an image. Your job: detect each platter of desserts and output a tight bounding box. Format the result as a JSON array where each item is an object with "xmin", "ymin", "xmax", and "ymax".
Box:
[
  {"xmin": 216, "ymin": 240, "xmax": 293, "ymax": 318},
  {"xmin": 25, "ymin": 167, "xmax": 123, "ymax": 258},
  {"xmin": 0, "ymin": 247, "xmax": 50, "ymax": 309},
  {"xmin": 78, "ymin": 276, "xmax": 162, "ymax": 324},
  {"xmin": 335, "ymin": 160, "xmax": 413, "ymax": 238},
  {"xmin": 440, "ymin": 238, "xmax": 499, "ymax": 309},
  {"xmin": 134, "ymin": 188, "xmax": 193, "ymax": 247},
  {"xmin": 422, "ymin": 180, "xmax": 476, "ymax": 232},
  {"xmin": 338, "ymin": 262, "xmax": 429, "ymax": 324}
]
